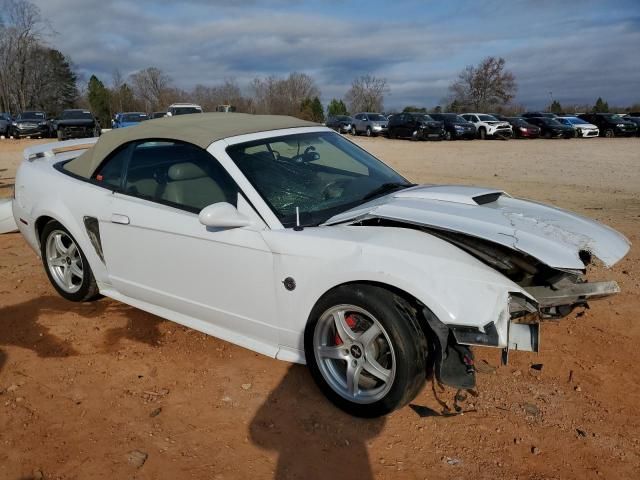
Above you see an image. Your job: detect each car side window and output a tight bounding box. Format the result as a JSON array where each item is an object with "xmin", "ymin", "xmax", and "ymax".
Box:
[
  {"xmin": 94, "ymin": 144, "xmax": 130, "ymax": 189},
  {"xmin": 121, "ymin": 140, "xmax": 238, "ymax": 213}
]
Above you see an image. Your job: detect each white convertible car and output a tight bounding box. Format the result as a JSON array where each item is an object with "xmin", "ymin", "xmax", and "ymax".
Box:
[{"xmin": 12, "ymin": 114, "xmax": 630, "ymax": 417}]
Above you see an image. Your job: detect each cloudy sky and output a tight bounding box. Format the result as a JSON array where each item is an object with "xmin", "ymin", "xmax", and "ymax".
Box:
[{"xmin": 32, "ymin": 0, "xmax": 640, "ymax": 110}]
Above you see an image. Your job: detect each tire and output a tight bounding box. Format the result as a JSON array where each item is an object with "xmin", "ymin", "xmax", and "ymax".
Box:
[
  {"xmin": 388, "ymin": 128, "xmax": 396, "ymax": 139},
  {"xmin": 574, "ymin": 128, "xmax": 580, "ymax": 138},
  {"xmin": 57, "ymin": 129, "xmax": 65, "ymax": 141},
  {"xmin": 40, "ymin": 220, "xmax": 99, "ymax": 302},
  {"xmin": 410, "ymin": 130, "xmax": 420, "ymax": 141},
  {"xmin": 478, "ymin": 127, "xmax": 486, "ymax": 140},
  {"xmin": 604, "ymin": 129, "xmax": 614, "ymax": 138},
  {"xmin": 444, "ymin": 130, "xmax": 453, "ymax": 141},
  {"xmin": 365, "ymin": 126, "xmax": 373, "ymax": 137},
  {"xmin": 544, "ymin": 131, "xmax": 552, "ymax": 139},
  {"xmin": 351, "ymin": 126, "xmax": 358, "ymax": 136},
  {"xmin": 305, "ymin": 284, "xmax": 428, "ymax": 417}
]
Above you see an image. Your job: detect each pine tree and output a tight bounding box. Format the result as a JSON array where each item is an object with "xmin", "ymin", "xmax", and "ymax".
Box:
[
  {"xmin": 549, "ymin": 100, "xmax": 563, "ymax": 114},
  {"xmin": 311, "ymin": 96, "xmax": 324, "ymax": 122},
  {"xmin": 593, "ymin": 97, "xmax": 609, "ymax": 113},
  {"xmin": 87, "ymin": 75, "xmax": 111, "ymax": 126},
  {"xmin": 327, "ymin": 98, "xmax": 348, "ymax": 117}
]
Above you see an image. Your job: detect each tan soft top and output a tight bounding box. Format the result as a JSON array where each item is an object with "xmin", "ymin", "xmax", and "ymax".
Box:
[{"xmin": 64, "ymin": 113, "xmax": 318, "ymax": 178}]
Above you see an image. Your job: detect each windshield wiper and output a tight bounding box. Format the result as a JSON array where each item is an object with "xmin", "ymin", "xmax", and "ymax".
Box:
[{"xmin": 361, "ymin": 182, "xmax": 414, "ymax": 202}]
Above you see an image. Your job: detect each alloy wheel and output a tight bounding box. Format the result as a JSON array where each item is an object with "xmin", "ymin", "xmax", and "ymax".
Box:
[
  {"xmin": 313, "ymin": 304, "xmax": 396, "ymax": 404},
  {"xmin": 45, "ymin": 229, "xmax": 84, "ymax": 294}
]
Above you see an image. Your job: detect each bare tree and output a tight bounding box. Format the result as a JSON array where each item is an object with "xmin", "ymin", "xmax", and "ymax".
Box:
[
  {"xmin": 344, "ymin": 74, "xmax": 389, "ymax": 113},
  {"xmin": 448, "ymin": 56, "xmax": 517, "ymax": 111},
  {"xmin": 190, "ymin": 78, "xmax": 248, "ymax": 112},
  {"xmin": 249, "ymin": 72, "xmax": 320, "ymax": 116},
  {"xmin": 129, "ymin": 67, "xmax": 173, "ymax": 111},
  {"xmin": 0, "ymin": 0, "xmax": 46, "ymax": 112}
]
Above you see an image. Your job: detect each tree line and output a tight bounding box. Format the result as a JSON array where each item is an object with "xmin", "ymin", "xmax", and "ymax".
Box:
[{"xmin": 1, "ymin": 0, "xmax": 638, "ymax": 127}]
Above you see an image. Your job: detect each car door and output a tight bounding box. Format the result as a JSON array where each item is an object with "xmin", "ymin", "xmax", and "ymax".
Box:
[{"xmin": 94, "ymin": 139, "xmax": 279, "ymax": 351}]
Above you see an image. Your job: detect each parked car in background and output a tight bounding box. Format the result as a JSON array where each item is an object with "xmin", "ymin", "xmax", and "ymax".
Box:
[
  {"xmin": 9, "ymin": 111, "xmax": 51, "ymax": 139},
  {"xmin": 461, "ymin": 113, "xmax": 512, "ymax": 139},
  {"xmin": 0, "ymin": 112, "xmax": 12, "ymax": 138},
  {"xmin": 351, "ymin": 112, "xmax": 388, "ymax": 137},
  {"xmin": 622, "ymin": 115, "xmax": 640, "ymax": 136},
  {"xmin": 525, "ymin": 117, "xmax": 574, "ymax": 139},
  {"xmin": 429, "ymin": 113, "xmax": 476, "ymax": 140},
  {"xmin": 506, "ymin": 117, "xmax": 541, "ymax": 138},
  {"xmin": 56, "ymin": 109, "xmax": 101, "ymax": 141},
  {"xmin": 556, "ymin": 116, "xmax": 599, "ymax": 138},
  {"xmin": 521, "ymin": 112, "xmax": 557, "ymax": 119},
  {"xmin": 150, "ymin": 112, "xmax": 167, "ymax": 119},
  {"xmin": 387, "ymin": 113, "xmax": 444, "ymax": 140},
  {"xmin": 325, "ymin": 115, "xmax": 354, "ymax": 134},
  {"xmin": 112, "ymin": 112, "xmax": 149, "ymax": 129},
  {"xmin": 167, "ymin": 103, "xmax": 203, "ymax": 116},
  {"xmin": 577, "ymin": 113, "xmax": 637, "ymax": 137},
  {"xmin": 13, "ymin": 114, "xmax": 629, "ymax": 417}
]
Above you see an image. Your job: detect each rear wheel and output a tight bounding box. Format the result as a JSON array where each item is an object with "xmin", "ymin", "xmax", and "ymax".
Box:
[
  {"xmin": 305, "ymin": 284, "xmax": 427, "ymax": 417},
  {"xmin": 40, "ymin": 221, "xmax": 99, "ymax": 302}
]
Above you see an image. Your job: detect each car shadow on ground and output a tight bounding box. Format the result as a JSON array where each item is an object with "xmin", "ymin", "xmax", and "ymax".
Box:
[
  {"xmin": 0, "ymin": 295, "xmax": 164, "ymax": 375},
  {"xmin": 250, "ymin": 365, "xmax": 385, "ymax": 480}
]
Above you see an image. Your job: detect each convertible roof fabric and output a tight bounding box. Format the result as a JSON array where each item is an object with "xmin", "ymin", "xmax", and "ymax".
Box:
[{"xmin": 64, "ymin": 113, "xmax": 318, "ymax": 178}]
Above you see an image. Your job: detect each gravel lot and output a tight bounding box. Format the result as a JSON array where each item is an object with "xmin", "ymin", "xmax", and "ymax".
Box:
[{"xmin": 1, "ymin": 135, "xmax": 639, "ymax": 479}]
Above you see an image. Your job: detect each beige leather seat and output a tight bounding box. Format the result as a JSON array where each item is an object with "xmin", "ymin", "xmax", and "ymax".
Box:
[{"xmin": 162, "ymin": 162, "xmax": 227, "ymax": 210}]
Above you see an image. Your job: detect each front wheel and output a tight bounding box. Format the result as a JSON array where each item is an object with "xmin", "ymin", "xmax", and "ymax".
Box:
[
  {"xmin": 478, "ymin": 128, "xmax": 486, "ymax": 140},
  {"xmin": 305, "ymin": 284, "xmax": 427, "ymax": 417},
  {"xmin": 604, "ymin": 129, "xmax": 614, "ymax": 138},
  {"xmin": 365, "ymin": 126, "xmax": 373, "ymax": 137},
  {"xmin": 445, "ymin": 130, "xmax": 453, "ymax": 141},
  {"xmin": 40, "ymin": 221, "xmax": 99, "ymax": 302}
]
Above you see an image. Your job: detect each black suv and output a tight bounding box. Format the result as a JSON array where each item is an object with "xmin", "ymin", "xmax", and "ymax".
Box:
[
  {"xmin": 524, "ymin": 117, "xmax": 574, "ymax": 139},
  {"xmin": 577, "ymin": 113, "xmax": 637, "ymax": 137},
  {"xmin": 428, "ymin": 113, "xmax": 476, "ymax": 140},
  {"xmin": 387, "ymin": 113, "xmax": 444, "ymax": 140},
  {"xmin": 10, "ymin": 111, "xmax": 51, "ymax": 139},
  {"xmin": 56, "ymin": 109, "xmax": 101, "ymax": 141}
]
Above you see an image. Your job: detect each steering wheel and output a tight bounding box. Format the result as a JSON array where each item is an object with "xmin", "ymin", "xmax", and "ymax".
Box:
[
  {"xmin": 291, "ymin": 145, "xmax": 320, "ymax": 163},
  {"xmin": 321, "ymin": 179, "xmax": 352, "ymax": 200}
]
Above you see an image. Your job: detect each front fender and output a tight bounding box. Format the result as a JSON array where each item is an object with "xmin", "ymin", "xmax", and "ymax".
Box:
[{"xmin": 264, "ymin": 225, "xmax": 530, "ymax": 360}]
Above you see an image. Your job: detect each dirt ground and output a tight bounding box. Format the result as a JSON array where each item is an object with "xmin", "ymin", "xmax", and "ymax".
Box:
[{"xmin": 1, "ymin": 135, "xmax": 639, "ymax": 479}]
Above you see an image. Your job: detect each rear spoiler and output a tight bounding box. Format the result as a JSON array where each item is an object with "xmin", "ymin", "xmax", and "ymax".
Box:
[{"xmin": 24, "ymin": 137, "xmax": 98, "ymax": 162}]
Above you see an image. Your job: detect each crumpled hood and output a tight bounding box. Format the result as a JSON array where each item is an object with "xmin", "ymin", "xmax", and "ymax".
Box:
[{"xmin": 325, "ymin": 185, "xmax": 630, "ymax": 270}]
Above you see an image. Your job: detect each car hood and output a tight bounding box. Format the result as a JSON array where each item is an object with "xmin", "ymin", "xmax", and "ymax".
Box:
[{"xmin": 324, "ymin": 185, "xmax": 630, "ymax": 270}]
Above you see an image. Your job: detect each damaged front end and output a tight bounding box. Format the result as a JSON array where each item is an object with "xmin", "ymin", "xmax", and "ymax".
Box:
[{"xmin": 360, "ymin": 219, "xmax": 624, "ymax": 390}]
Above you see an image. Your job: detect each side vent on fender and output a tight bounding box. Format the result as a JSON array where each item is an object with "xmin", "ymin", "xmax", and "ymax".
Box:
[{"xmin": 83, "ymin": 216, "xmax": 104, "ymax": 263}]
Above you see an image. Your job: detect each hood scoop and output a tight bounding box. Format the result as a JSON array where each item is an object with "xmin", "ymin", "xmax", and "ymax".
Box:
[{"xmin": 393, "ymin": 185, "xmax": 505, "ymax": 206}]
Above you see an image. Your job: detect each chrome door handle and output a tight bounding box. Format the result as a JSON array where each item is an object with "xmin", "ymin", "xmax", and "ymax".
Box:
[{"xmin": 111, "ymin": 214, "xmax": 130, "ymax": 225}]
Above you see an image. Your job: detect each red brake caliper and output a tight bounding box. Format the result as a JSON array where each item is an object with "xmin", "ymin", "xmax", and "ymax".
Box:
[{"xmin": 334, "ymin": 314, "xmax": 357, "ymax": 345}]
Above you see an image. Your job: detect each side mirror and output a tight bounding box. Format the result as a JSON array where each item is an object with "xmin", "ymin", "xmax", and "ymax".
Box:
[{"xmin": 199, "ymin": 202, "xmax": 251, "ymax": 228}]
